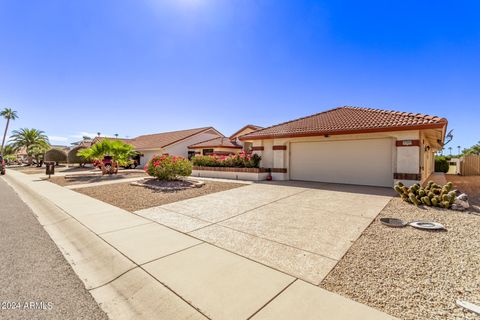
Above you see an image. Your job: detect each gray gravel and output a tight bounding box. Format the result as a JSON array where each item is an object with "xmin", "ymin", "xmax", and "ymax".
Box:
[
  {"xmin": 321, "ymin": 198, "xmax": 480, "ymax": 320},
  {"xmin": 0, "ymin": 178, "xmax": 108, "ymax": 320}
]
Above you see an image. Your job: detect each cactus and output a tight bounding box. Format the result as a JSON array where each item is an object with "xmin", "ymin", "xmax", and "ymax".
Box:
[
  {"xmin": 441, "ymin": 201, "xmax": 451, "ymax": 208},
  {"xmin": 421, "ymin": 196, "xmax": 432, "ymax": 206},
  {"xmin": 394, "ymin": 181, "xmax": 455, "ymax": 209},
  {"xmin": 409, "ymin": 193, "xmax": 420, "ymax": 206}
]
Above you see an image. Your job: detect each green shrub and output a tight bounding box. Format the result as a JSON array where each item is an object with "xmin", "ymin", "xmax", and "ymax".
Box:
[
  {"xmin": 145, "ymin": 155, "xmax": 192, "ymax": 180},
  {"xmin": 435, "ymin": 156, "xmax": 449, "ymax": 173},
  {"xmin": 192, "ymin": 152, "xmax": 261, "ymax": 168}
]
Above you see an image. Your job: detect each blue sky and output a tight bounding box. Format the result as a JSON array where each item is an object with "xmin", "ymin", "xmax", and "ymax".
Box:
[{"xmin": 0, "ymin": 0, "xmax": 478, "ymax": 152}]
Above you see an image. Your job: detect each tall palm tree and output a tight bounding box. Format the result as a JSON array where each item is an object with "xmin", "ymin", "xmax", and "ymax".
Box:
[
  {"xmin": 1, "ymin": 108, "xmax": 18, "ymax": 153},
  {"xmin": 448, "ymin": 147, "xmax": 452, "ymax": 155},
  {"xmin": 9, "ymin": 128, "xmax": 49, "ymax": 165}
]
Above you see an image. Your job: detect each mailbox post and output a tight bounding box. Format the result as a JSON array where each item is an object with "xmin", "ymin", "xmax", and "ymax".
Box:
[{"xmin": 46, "ymin": 161, "xmax": 55, "ymax": 179}]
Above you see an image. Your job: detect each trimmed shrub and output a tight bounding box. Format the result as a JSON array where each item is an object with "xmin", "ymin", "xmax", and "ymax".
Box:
[
  {"xmin": 45, "ymin": 149, "xmax": 67, "ymax": 163},
  {"xmin": 435, "ymin": 156, "xmax": 449, "ymax": 173},
  {"xmin": 192, "ymin": 152, "xmax": 261, "ymax": 168},
  {"xmin": 68, "ymin": 146, "xmax": 88, "ymax": 164},
  {"xmin": 145, "ymin": 155, "xmax": 192, "ymax": 180}
]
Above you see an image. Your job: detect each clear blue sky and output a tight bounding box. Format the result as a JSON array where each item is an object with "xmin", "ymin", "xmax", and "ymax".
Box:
[{"xmin": 0, "ymin": 0, "xmax": 478, "ymax": 152}]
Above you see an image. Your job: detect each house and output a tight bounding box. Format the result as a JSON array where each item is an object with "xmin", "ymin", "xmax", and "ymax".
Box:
[
  {"xmin": 92, "ymin": 127, "xmax": 224, "ymax": 166},
  {"xmin": 187, "ymin": 137, "xmax": 242, "ymax": 156},
  {"xmin": 187, "ymin": 124, "xmax": 263, "ymax": 156},
  {"xmin": 239, "ymin": 106, "xmax": 448, "ymax": 187}
]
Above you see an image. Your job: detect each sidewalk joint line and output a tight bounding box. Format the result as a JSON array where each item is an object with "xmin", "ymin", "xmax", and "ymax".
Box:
[
  {"xmin": 139, "ymin": 242, "xmax": 204, "ymax": 266},
  {"xmin": 246, "ymin": 278, "xmax": 298, "ymax": 320},
  {"xmin": 97, "ymin": 221, "xmax": 154, "ymax": 236}
]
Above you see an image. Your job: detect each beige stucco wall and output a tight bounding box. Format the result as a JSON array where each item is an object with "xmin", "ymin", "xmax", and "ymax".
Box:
[
  {"xmin": 139, "ymin": 131, "xmax": 222, "ymax": 166},
  {"xmin": 247, "ymin": 130, "xmax": 425, "ymax": 186}
]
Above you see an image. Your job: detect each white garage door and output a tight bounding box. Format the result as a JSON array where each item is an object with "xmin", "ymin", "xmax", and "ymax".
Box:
[{"xmin": 290, "ymin": 139, "xmax": 393, "ymax": 187}]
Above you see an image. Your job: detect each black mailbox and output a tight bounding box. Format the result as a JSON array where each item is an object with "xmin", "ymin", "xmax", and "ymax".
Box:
[{"xmin": 46, "ymin": 161, "xmax": 55, "ymax": 177}]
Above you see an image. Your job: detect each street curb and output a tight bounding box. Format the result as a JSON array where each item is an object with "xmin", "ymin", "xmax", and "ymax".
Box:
[{"xmin": 3, "ymin": 171, "xmax": 206, "ymax": 320}]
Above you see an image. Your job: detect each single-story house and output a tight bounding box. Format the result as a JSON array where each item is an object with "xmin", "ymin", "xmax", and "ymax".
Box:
[
  {"xmin": 187, "ymin": 124, "xmax": 263, "ymax": 156},
  {"xmin": 239, "ymin": 106, "xmax": 448, "ymax": 187},
  {"xmin": 93, "ymin": 127, "xmax": 224, "ymax": 166}
]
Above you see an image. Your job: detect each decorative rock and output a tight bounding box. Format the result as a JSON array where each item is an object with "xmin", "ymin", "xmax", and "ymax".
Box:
[
  {"xmin": 457, "ymin": 193, "xmax": 469, "ymax": 201},
  {"xmin": 454, "ymin": 199, "xmax": 470, "ymax": 209},
  {"xmin": 451, "ymin": 204, "xmax": 465, "ymax": 211}
]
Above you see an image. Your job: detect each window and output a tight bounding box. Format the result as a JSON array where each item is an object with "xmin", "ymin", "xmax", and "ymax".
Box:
[
  {"xmin": 188, "ymin": 151, "xmax": 196, "ymax": 160},
  {"xmin": 243, "ymin": 142, "xmax": 253, "ymax": 152},
  {"xmin": 202, "ymin": 149, "xmax": 214, "ymax": 155}
]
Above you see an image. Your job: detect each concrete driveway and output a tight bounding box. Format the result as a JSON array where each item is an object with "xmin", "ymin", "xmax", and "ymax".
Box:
[{"xmin": 136, "ymin": 181, "xmax": 393, "ymax": 285}]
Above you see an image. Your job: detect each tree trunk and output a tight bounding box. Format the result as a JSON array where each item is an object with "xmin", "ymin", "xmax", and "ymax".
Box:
[{"xmin": 1, "ymin": 118, "xmax": 10, "ymax": 153}]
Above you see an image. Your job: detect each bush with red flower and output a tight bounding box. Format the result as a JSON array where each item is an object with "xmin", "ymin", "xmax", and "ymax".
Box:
[
  {"xmin": 145, "ymin": 155, "xmax": 192, "ymax": 180},
  {"xmin": 192, "ymin": 151, "xmax": 261, "ymax": 168}
]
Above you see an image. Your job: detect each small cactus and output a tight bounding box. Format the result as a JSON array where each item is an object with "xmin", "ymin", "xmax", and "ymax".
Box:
[{"xmin": 393, "ymin": 181, "xmax": 455, "ymax": 209}]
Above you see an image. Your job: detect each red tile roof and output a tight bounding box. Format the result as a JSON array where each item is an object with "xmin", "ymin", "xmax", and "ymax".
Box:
[
  {"xmin": 239, "ymin": 106, "xmax": 447, "ymax": 140},
  {"xmin": 91, "ymin": 127, "xmax": 222, "ymax": 150},
  {"xmin": 188, "ymin": 137, "xmax": 242, "ymax": 149}
]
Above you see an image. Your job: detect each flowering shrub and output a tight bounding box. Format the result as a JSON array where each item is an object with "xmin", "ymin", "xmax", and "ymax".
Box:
[
  {"xmin": 145, "ymin": 155, "xmax": 192, "ymax": 180},
  {"xmin": 192, "ymin": 151, "xmax": 261, "ymax": 168}
]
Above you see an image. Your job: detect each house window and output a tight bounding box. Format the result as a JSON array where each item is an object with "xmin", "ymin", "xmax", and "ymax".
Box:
[
  {"xmin": 188, "ymin": 151, "xmax": 196, "ymax": 160},
  {"xmin": 202, "ymin": 149, "xmax": 214, "ymax": 155},
  {"xmin": 243, "ymin": 142, "xmax": 253, "ymax": 152}
]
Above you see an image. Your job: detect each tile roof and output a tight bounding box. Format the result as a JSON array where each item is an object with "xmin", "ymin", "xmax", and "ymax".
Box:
[
  {"xmin": 188, "ymin": 137, "xmax": 242, "ymax": 149},
  {"xmin": 229, "ymin": 124, "xmax": 263, "ymax": 139},
  {"xmin": 89, "ymin": 127, "xmax": 221, "ymax": 150},
  {"xmin": 239, "ymin": 106, "xmax": 447, "ymax": 140}
]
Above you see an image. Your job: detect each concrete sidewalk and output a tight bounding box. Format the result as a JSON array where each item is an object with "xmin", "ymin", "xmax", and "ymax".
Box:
[{"xmin": 4, "ymin": 170, "xmax": 398, "ymax": 320}]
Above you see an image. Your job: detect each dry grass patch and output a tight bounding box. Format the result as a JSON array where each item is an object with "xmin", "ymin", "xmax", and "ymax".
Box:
[
  {"xmin": 321, "ymin": 198, "xmax": 480, "ymax": 320},
  {"xmin": 74, "ymin": 180, "xmax": 244, "ymax": 212}
]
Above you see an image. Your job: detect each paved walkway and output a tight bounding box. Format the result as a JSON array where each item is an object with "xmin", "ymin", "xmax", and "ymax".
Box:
[
  {"xmin": 4, "ymin": 170, "xmax": 397, "ymax": 320},
  {"xmin": 136, "ymin": 180, "xmax": 393, "ymax": 284},
  {"xmin": 0, "ymin": 178, "xmax": 108, "ymax": 320}
]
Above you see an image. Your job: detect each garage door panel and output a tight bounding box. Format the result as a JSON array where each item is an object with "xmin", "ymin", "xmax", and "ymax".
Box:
[{"xmin": 290, "ymin": 139, "xmax": 393, "ymax": 187}]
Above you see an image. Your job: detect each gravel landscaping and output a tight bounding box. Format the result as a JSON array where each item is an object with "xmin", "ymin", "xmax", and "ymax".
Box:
[
  {"xmin": 49, "ymin": 172, "xmax": 147, "ymax": 186},
  {"xmin": 74, "ymin": 180, "xmax": 244, "ymax": 211},
  {"xmin": 321, "ymin": 198, "xmax": 480, "ymax": 320}
]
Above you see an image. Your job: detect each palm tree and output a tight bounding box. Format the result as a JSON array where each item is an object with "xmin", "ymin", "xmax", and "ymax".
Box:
[
  {"xmin": 9, "ymin": 128, "xmax": 49, "ymax": 165},
  {"xmin": 457, "ymin": 146, "xmax": 461, "ymax": 155},
  {"xmin": 1, "ymin": 108, "xmax": 18, "ymax": 153},
  {"xmin": 77, "ymin": 139, "xmax": 136, "ymax": 166},
  {"xmin": 448, "ymin": 147, "xmax": 452, "ymax": 155}
]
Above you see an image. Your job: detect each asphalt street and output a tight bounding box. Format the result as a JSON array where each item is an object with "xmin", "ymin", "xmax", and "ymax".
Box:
[{"xmin": 0, "ymin": 177, "xmax": 108, "ymax": 320}]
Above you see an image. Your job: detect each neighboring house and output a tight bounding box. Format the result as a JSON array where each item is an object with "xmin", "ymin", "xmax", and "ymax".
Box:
[
  {"xmin": 187, "ymin": 125, "xmax": 263, "ymax": 156},
  {"xmin": 229, "ymin": 124, "xmax": 263, "ymax": 152},
  {"xmin": 93, "ymin": 127, "xmax": 224, "ymax": 166},
  {"xmin": 240, "ymin": 106, "xmax": 448, "ymax": 187},
  {"xmin": 188, "ymin": 137, "xmax": 242, "ymax": 156}
]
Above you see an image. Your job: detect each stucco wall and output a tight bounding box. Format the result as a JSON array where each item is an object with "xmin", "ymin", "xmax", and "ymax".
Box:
[
  {"xmin": 139, "ymin": 131, "xmax": 222, "ymax": 166},
  {"xmin": 249, "ymin": 130, "xmax": 423, "ymax": 185}
]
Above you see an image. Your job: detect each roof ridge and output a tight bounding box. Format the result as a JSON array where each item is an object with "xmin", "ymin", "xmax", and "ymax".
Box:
[
  {"xmin": 343, "ymin": 106, "xmax": 446, "ymax": 122},
  {"xmin": 135, "ymin": 126, "xmax": 212, "ymax": 139},
  {"xmin": 238, "ymin": 107, "xmax": 344, "ymax": 138}
]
